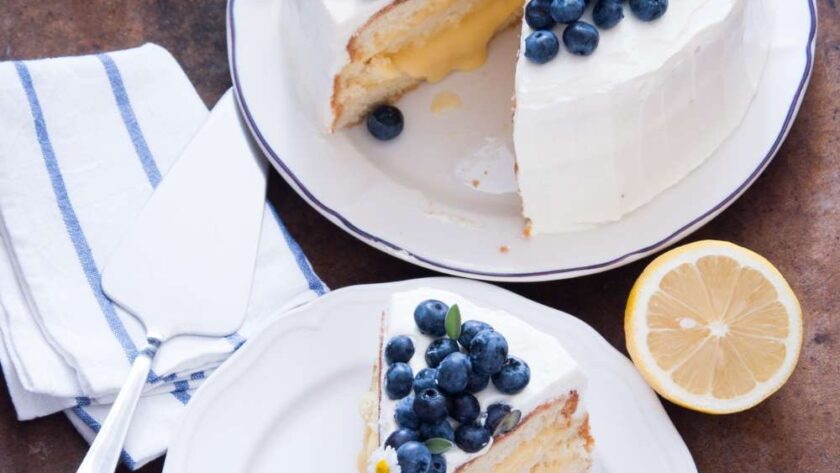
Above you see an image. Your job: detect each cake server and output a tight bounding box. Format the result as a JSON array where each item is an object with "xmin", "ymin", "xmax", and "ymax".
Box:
[{"xmin": 76, "ymin": 90, "xmax": 267, "ymax": 473}]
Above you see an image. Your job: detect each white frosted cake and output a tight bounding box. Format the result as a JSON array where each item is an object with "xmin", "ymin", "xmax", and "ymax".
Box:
[
  {"xmin": 283, "ymin": 0, "xmax": 772, "ymax": 234},
  {"xmin": 358, "ymin": 289, "xmax": 592, "ymax": 473}
]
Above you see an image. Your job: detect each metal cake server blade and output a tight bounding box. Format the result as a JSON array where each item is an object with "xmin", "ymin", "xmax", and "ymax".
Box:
[{"xmin": 75, "ymin": 90, "xmax": 267, "ymax": 473}]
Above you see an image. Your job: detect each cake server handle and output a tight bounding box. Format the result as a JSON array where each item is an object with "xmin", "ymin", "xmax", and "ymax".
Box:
[{"xmin": 75, "ymin": 339, "xmax": 160, "ymax": 473}]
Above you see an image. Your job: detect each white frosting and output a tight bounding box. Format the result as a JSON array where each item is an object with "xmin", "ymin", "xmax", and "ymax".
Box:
[
  {"xmin": 514, "ymin": 0, "xmax": 772, "ymax": 233},
  {"xmin": 378, "ymin": 288, "xmax": 586, "ymax": 470}
]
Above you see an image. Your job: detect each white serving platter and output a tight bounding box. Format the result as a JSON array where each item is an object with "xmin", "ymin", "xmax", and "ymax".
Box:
[
  {"xmin": 163, "ymin": 278, "xmax": 697, "ymax": 472},
  {"xmin": 227, "ymin": 0, "xmax": 816, "ymax": 281}
]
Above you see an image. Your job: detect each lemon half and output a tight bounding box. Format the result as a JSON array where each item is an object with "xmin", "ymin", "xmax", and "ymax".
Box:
[{"xmin": 625, "ymin": 240, "xmax": 803, "ymax": 414}]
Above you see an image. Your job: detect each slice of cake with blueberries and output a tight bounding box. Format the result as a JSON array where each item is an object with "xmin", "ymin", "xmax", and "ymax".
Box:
[{"xmin": 358, "ymin": 288, "xmax": 593, "ymax": 473}]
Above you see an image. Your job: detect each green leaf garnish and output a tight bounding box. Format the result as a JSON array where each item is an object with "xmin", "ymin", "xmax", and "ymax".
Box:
[
  {"xmin": 445, "ymin": 304, "xmax": 462, "ymax": 340},
  {"xmin": 425, "ymin": 437, "xmax": 454, "ymax": 454},
  {"xmin": 493, "ymin": 409, "xmax": 522, "ymax": 436}
]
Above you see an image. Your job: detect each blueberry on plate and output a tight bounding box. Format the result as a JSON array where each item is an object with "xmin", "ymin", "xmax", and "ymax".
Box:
[
  {"xmin": 385, "ymin": 335, "xmax": 415, "ymax": 364},
  {"xmin": 448, "ymin": 393, "xmax": 481, "ymax": 424},
  {"xmin": 458, "ymin": 320, "xmax": 493, "ymax": 349},
  {"xmin": 419, "ymin": 419, "xmax": 455, "ymax": 442},
  {"xmin": 414, "ymin": 388, "xmax": 449, "ymax": 423},
  {"xmin": 414, "ymin": 300, "xmax": 449, "ymax": 336},
  {"xmin": 492, "ymin": 356, "xmax": 531, "ymax": 394},
  {"xmin": 397, "ymin": 441, "xmax": 433, "ymax": 473},
  {"xmin": 414, "ymin": 368, "xmax": 438, "ymax": 393},
  {"xmin": 629, "ymin": 0, "xmax": 668, "ymax": 21},
  {"xmin": 367, "ymin": 104, "xmax": 404, "ymax": 141},
  {"xmin": 469, "ymin": 330, "xmax": 509, "ymax": 376},
  {"xmin": 483, "ymin": 402, "xmax": 512, "ymax": 434},
  {"xmin": 395, "ymin": 395, "xmax": 420, "ymax": 430},
  {"xmin": 429, "ymin": 454, "xmax": 447, "ymax": 473},
  {"xmin": 425, "ymin": 338, "xmax": 460, "ymax": 368},
  {"xmin": 454, "ymin": 423, "xmax": 492, "ymax": 453},
  {"xmin": 563, "ymin": 21, "xmax": 600, "ymax": 56},
  {"xmin": 386, "ymin": 362, "xmax": 414, "ymax": 400},
  {"xmin": 437, "ymin": 352, "xmax": 472, "ymax": 394},
  {"xmin": 465, "ymin": 369, "xmax": 490, "ymax": 393},
  {"xmin": 385, "ymin": 428, "xmax": 421, "ymax": 450},
  {"xmin": 593, "ymin": 0, "xmax": 624, "ymax": 29},
  {"xmin": 525, "ymin": 0, "xmax": 556, "ymax": 30},
  {"xmin": 550, "ymin": 0, "xmax": 586, "ymax": 24},
  {"xmin": 524, "ymin": 30, "xmax": 560, "ymax": 65}
]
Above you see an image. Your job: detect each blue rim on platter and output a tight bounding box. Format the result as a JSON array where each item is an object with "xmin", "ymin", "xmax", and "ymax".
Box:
[{"xmin": 226, "ymin": 0, "xmax": 817, "ymax": 281}]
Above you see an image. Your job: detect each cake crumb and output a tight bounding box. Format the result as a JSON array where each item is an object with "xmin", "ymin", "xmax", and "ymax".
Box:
[
  {"xmin": 500, "ymin": 245, "xmax": 510, "ymax": 254},
  {"xmin": 431, "ymin": 91, "xmax": 463, "ymax": 115},
  {"xmin": 523, "ymin": 221, "xmax": 533, "ymax": 238},
  {"xmin": 471, "ymin": 179, "xmax": 480, "ymax": 188}
]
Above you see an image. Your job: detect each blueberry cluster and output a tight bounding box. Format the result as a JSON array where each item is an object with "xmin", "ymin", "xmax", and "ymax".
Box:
[
  {"xmin": 524, "ymin": 0, "xmax": 669, "ymax": 64},
  {"xmin": 383, "ymin": 300, "xmax": 532, "ymax": 473}
]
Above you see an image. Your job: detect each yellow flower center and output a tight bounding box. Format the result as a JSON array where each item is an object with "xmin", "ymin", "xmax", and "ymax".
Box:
[{"xmin": 375, "ymin": 459, "xmax": 390, "ymax": 473}]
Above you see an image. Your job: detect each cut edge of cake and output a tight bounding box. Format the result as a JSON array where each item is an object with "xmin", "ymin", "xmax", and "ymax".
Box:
[{"xmin": 331, "ymin": 0, "xmax": 523, "ymax": 131}]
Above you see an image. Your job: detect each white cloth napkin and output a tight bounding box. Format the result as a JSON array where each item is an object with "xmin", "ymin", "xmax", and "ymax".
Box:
[{"xmin": 0, "ymin": 43, "xmax": 327, "ymax": 469}]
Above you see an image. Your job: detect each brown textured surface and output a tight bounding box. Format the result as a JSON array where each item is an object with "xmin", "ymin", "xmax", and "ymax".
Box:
[{"xmin": 0, "ymin": 0, "xmax": 837, "ymax": 472}]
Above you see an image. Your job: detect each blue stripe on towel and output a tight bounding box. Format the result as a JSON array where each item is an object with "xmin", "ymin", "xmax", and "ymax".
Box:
[
  {"xmin": 171, "ymin": 380, "xmax": 191, "ymax": 405},
  {"xmin": 14, "ymin": 62, "xmax": 147, "ymax": 366},
  {"xmin": 225, "ymin": 332, "xmax": 247, "ymax": 351},
  {"xmin": 71, "ymin": 405, "xmax": 137, "ymax": 470},
  {"xmin": 97, "ymin": 54, "xmax": 162, "ymax": 188},
  {"xmin": 267, "ymin": 204, "xmax": 327, "ymax": 296}
]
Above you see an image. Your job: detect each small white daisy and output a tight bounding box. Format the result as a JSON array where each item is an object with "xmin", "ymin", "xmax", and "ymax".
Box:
[{"xmin": 367, "ymin": 445, "xmax": 401, "ymax": 473}]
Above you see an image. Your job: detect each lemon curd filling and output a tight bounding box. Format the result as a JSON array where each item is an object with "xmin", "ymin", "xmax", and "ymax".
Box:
[{"xmin": 387, "ymin": 0, "xmax": 524, "ymax": 82}]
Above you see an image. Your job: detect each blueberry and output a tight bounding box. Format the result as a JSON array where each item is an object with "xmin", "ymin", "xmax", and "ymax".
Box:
[
  {"xmin": 425, "ymin": 338, "xmax": 460, "ymax": 368},
  {"xmin": 396, "ymin": 441, "xmax": 432, "ymax": 473},
  {"xmin": 593, "ymin": 0, "xmax": 624, "ymax": 29},
  {"xmin": 465, "ymin": 369, "xmax": 490, "ymax": 393},
  {"xmin": 492, "ymin": 356, "xmax": 531, "ymax": 394},
  {"xmin": 454, "ymin": 423, "xmax": 491, "ymax": 453},
  {"xmin": 429, "ymin": 454, "xmax": 447, "ymax": 473},
  {"xmin": 524, "ymin": 30, "xmax": 560, "ymax": 65},
  {"xmin": 458, "ymin": 320, "xmax": 493, "ymax": 349},
  {"xmin": 563, "ymin": 21, "xmax": 600, "ymax": 56},
  {"xmin": 385, "ymin": 362, "xmax": 414, "ymax": 399},
  {"xmin": 550, "ymin": 0, "xmax": 586, "ymax": 24},
  {"xmin": 414, "ymin": 300, "xmax": 449, "ymax": 336},
  {"xmin": 469, "ymin": 330, "xmax": 509, "ymax": 376},
  {"xmin": 386, "ymin": 428, "xmax": 421, "ymax": 450},
  {"xmin": 525, "ymin": 0, "xmax": 556, "ymax": 30},
  {"xmin": 367, "ymin": 104, "xmax": 404, "ymax": 141},
  {"xmin": 414, "ymin": 368, "xmax": 438, "ymax": 393},
  {"xmin": 629, "ymin": 0, "xmax": 668, "ymax": 21},
  {"xmin": 419, "ymin": 419, "xmax": 455, "ymax": 442},
  {"xmin": 385, "ymin": 336, "xmax": 415, "ymax": 364},
  {"xmin": 437, "ymin": 352, "xmax": 472, "ymax": 394},
  {"xmin": 414, "ymin": 388, "xmax": 449, "ymax": 423},
  {"xmin": 484, "ymin": 402, "xmax": 512, "ymax": 434},
  {"xmin": 395, "ymin": 395, "xmax": 420, "ymax": 430},
  {"xmin": 448, "ymin": 393, "xmax": 481, "ymax": 424}
]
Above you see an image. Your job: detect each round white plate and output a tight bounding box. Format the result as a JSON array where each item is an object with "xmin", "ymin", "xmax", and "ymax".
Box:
[
  {"xmin": 163, "ymin": 278, "xmax": 697, "ymax": 472},
  {"xmin": 227, "ymin": 0, "xmax": 816, "ymax": 282}
]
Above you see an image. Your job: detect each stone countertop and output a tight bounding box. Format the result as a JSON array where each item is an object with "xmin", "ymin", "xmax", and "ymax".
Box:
[{"xmin": 0, "ymin": 1, "xmax": 837, "ymax": 472}]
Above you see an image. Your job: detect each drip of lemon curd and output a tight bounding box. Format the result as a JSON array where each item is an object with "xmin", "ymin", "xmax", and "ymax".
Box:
[{"xmin": 388, "ymin": 0, "xmax": 523, "ymax": 82}]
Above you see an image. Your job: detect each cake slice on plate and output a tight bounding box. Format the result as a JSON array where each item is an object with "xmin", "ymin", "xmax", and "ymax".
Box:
[{"xmin": 359, "ymin": 288, "xmax": 593, "ymax": 473}]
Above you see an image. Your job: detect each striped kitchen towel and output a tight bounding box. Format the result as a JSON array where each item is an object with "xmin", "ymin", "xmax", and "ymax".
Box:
[{"xmin": 0, "ymin": 43, "xmax": 327, "ymax": 468}]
